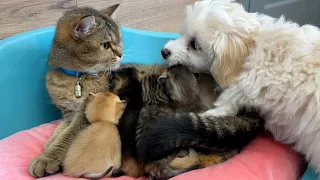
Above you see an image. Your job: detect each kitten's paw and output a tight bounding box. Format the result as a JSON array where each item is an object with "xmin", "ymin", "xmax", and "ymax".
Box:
[
  {"xmin": 119, "ymin": 155, "xmax": 144, "ymax": 177},
  {"xmin": 29, "ymin": 155, "xmax": 61, "ymax": 177},
  {"xmin": 169, "ymin": 149, "xmax": 200, "ymax": 170},
  {"xmin": 145, "ymin": 160, "xmax": 199, "ymax": 180}
]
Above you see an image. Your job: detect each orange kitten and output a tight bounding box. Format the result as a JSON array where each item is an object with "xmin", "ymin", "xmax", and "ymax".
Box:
[{"xmin": 63, "ymin": 92, "xmax": 126, "ymax": 178}]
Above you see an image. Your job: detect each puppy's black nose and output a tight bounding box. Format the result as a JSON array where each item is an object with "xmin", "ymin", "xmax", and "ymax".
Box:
[{"xmin": 161, "ymin": 48, "xmax": 171, "ymax": 59}]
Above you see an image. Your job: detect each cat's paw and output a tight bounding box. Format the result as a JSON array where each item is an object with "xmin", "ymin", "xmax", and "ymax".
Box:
[{"xmin": 29, "ymin": 155, "xmax": 61, "ymax": 177}]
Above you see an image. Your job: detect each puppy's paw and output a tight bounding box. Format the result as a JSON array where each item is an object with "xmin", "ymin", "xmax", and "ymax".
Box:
[
  {"xmin": 201, "ymin": 108, "xmax": 230, "ymax": 117},
  {"xmin": 29, "ymin": 155, "xmax": 61, "ymax": 177}
]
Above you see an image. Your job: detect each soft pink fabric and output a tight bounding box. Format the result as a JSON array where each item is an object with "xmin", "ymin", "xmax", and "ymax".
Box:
[{"xmin": 0, "ymin": 121, "xmax": 303, "ymax": 180}]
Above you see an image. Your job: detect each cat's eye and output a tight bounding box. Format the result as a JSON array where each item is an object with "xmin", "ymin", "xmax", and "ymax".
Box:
[
  {"xmin": 102, "ymin": 42, "xmax": 110, "ymax": 49},
  {"xmin": 189, "ymin": 38, "xmax": 201, "ymax": 51}
]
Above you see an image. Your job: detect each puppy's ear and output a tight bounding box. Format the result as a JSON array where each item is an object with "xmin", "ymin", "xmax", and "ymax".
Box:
[
  {"xmin": 101, "ymin": 4, "xmax": 120, "ymax": 17},
  {"xmin": 210, "ymin": 33, "xmax": 254, "ymax": 88}
]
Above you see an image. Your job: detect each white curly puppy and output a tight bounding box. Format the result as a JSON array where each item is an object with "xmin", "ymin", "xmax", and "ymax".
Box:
[{"xmin": 161, "ymin": 0, "xmax": 320, "ymax": 173}]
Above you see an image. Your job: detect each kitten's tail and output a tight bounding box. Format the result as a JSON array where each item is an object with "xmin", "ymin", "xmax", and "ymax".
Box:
[
  {"xmin": 136, "ymin": 112, "xmax": 264, "ymax": 162},
  {"xmin": 82, "ymin": 166, "xmax": 113, "ymax": 179}
]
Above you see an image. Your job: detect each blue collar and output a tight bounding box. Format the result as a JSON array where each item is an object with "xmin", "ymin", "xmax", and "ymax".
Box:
[{"xmin": 59, "ymin": 68, "xmax": 99, "ymax": 77}]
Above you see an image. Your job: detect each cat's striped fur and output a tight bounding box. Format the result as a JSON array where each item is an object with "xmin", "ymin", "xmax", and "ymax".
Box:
[
  {"xmin": 135, "ymin": 64, "xmax": 264, "ymax": 164},
  {"xmin": 137, "ymin": 110, "xmax": 264, "ymax": 162},
  {"xmin": 111, "ymin": 64, "xmax": 264, "ymax": 179},
  {"xmin": 136, "ymin": 64, "xmax": 263, "ymax": 179}
]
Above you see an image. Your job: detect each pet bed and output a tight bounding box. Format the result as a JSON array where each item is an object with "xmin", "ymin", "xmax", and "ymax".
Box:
[{"xmin": 0, "ymin": 26, "xmax": 312, "ymax": 179}]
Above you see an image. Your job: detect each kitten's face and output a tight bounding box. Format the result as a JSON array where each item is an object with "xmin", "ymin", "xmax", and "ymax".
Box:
[
  {"xmin": 109, "ymin": 67, "xmax": 143, "ymax": 99},
  {"xmin": 158, "ymin": 64, "xmax": 199, "ymax": 102},
  {"xmin": 51, "ymin": 5, "xmax": 123, "ymax": 72},
  {"xmin": 85, "ymin": 92, "xmax": 126, "ymax": 124}
]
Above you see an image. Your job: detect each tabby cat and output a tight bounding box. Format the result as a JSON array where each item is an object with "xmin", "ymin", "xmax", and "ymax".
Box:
[{"xmin": 28, "ymin": 5, "xmax": 167, "ymax": 178}]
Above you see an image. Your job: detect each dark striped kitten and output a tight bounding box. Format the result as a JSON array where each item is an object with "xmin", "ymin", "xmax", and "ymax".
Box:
[{"xmin": 109, "ymin": 67, "xmax": 144, "ymax": 177}]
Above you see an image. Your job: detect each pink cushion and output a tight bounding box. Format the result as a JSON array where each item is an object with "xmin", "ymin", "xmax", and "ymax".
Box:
[{"xmin": 0, "ymin": 121, "xmax": 303, "ymax": 180}]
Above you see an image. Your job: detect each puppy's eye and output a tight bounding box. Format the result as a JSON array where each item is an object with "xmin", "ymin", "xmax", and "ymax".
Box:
[
  {"xmin": 190, "ymin": 39, "xmax": 201, "ymax": 51},
  {"xmin": 102, "ymin": 42, "xmax": 110, "ymax": 49}
]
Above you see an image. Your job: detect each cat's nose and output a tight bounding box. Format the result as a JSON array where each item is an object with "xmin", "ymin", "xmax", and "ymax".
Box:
[
  {"xmin": 116, "ymin": 55, "xmax": 122, "ymax": 61},
  {"xmin": 161, "ymin": 48, "xmax": 171, "ymax": 59}
]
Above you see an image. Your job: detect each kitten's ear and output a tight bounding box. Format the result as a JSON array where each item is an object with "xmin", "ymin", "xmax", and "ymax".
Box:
[
  {"xmin": 115, "ymin": 100, "xmax": 126, "ymax": 120},
  {"xmin": 158, "ymin": 76, "xmax": 167, "ymax": 86},
  {"xmin": 120, "ymin": 100, "xmax": 127, "ymax": 107},
  {"xmin": 137, "ymin": 70, "xmax": 145, "ymax": 81},
  {"xmin": 101, "ymin": 4, "xmax": 120, "ymax": 17},
  {"xmin": 73, "ymin": 15, "xmax": 96, "ymax": 39},
  {"xmin": 158, "ymin": 69, "xmax": 169, "ymax": 85},
  {"xmin": 193, "ymin": 73, "xmax": 200, "ymax": 79}
]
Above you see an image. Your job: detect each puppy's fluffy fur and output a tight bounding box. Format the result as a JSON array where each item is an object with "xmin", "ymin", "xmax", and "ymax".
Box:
[
  {"xmin": 63, "ymin": 92, "xmax": 126, "ymax": 178},
  {"xmin": 163, "ymin": 0, "xmax": 320, "ymax": 173}
]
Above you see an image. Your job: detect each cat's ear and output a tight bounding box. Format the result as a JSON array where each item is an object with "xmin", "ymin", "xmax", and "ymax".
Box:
[
  {"xmin": 101, "ymin": 4, "xmax": 120, "ymax": 17},
  {"xmin": 73, "ymin": 15, "xmax": 96, "ymax": 39}
]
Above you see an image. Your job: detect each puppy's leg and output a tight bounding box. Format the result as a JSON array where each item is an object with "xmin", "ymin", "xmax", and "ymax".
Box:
[
  {"xmin": 202, "ymin": 86, "xmax": 242, "ymax": 117},
  {"xmin": 29, "ymin": 112, "xmax": 89, "ymax": 178}
]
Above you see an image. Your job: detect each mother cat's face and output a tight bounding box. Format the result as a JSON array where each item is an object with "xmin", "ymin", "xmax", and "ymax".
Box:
[
  {"xmin": 72, "ymin": 14, "xmax": 123, "ymax": 72},
  {"xmin": 50, "ymin": 5, "xmax": 123, "ymax": 73}
]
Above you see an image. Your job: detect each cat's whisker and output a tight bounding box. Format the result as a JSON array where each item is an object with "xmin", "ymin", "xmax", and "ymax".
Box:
[
  {"xmin": 123, "ymin": 50, "xmax": 149, "ymax": 53},
  {"xmin": 124, "ymin": 37, "xmax": 138, "ymax": 53},
  {"xmin": 122, "ymin": 54, "xmax": 134, "ymax": 58}
]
